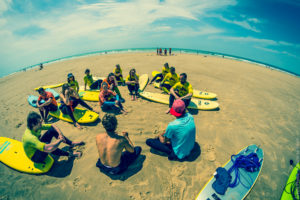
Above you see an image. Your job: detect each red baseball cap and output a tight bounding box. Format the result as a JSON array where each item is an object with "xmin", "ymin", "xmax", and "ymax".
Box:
[{"xmin": 170, "ymin": 99, "xmax": 186, "ymax": 117}]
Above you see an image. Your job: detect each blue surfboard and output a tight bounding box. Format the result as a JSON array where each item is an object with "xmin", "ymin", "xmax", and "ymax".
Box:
[{"xmin": 196, "ymin": 144, "xmax": 264, "ymax": 200}]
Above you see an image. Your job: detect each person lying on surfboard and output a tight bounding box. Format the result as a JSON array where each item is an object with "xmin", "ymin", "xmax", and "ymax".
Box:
[
  {"xmin": 22, "ymin": 112, "xmax": 84, "ymax": 163},
  {"xmin": 166, "ymin": 73, "xmax": 193, "ymax": 114},
  {"xmin": 149, "ymin": 62, "xmax": 170, "ymax": 84},
  {"xmin": 60, "ymin": 83, "xmax": 97, "ymax": 129},
  {"xmin": 125, "ymin": 68, "xmax": 140, "ymax": 101},
  {"xmin": 146, "ymin": 99, "xmax": 196, "ymax": 160},
  {"xmin": 159, "ymin": 66, "xmax": 179, "ymax": 94},
  {"xmin": 84, "ymin": 69, "xmax": 103, "ymax": 90},
  {"xmin": 113, "ymin": 64, "xmax": 125, "ymax": 86},
  {"xmin": 99, "ymin": 82, "xmax": 127, "ymax": 114},
  {"xmin": 101, "ymin": 73, "xmax": 125, "ymax": 102},
  {"xmin": 67, "ymin": 73, "xmax": 79, "ymax": 93},
  {"xmin": 96, "ymin": 113, "xmax": 142, "ymax": 175},
  {"xmin": 37, "ymin": 87, "xmax": 58, "ymax": 123}
]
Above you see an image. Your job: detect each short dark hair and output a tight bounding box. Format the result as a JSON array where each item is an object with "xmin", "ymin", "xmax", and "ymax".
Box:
[
  {"xmin": 180, "ymin": 73, "xmax": 187, "ymax": 79},
  {"xmin": 102, "ymin": 113, "xmax": 117, "ymax": 132},
  {"xmin": 164, "ymin": 63, "xmax": 169, "ymax": 68},
  {"xmin": 85, "ymin": 69, "xmax": 90, "ymax": 73},
  {"xmin": 27, "ymin": 112, "xmax": 41, "ymax": 130},
  {"xmin": 170, "ymin": 67, "xmax": 175, "ymax": 73},
  {"xmin": 37, "ymin": 87, "xmax": 45, "ymax": 94}
]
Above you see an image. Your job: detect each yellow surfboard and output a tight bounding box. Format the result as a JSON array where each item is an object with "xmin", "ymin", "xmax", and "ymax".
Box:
[
  {"xmin": 139, "ymin": 74, "xmax": 149, "ymax": 92},
  {"xmin": 0, "ymin": 137, "xmax": 54, "ymax": 174},
  {"xmin": 153, "ymin": 82, "xmax": 217, "ymax": 100},
  {"xmin": 78, "ymin": 90, "xmax": 99, "ymax": 101},
  {"xmin": 139, "ymin": 91, "xmax": 219, "ymax": 110},
  {"xmin": 34, "ymin": 83, "xmax": 65, "ymax": 91},
  {"xmin": 49, "ymin": 103, "xmax": 99, "ymax": 123}
]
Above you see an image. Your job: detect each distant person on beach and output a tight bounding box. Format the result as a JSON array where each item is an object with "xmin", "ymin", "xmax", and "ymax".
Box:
[
  {"xmin": 113, "ymin": 64, "xmax": 125, "ymax": 86},
  {"xmin": 164, "ymin": 48, "xmax": 167, "ymax": 56},
  {"xmin": 157, "ymin": 48, "xmax": 159, "ymax": 55},
  {"xmin": 84, "ymin": 69, "xmax": 103, "ymax": 90},
  {"xmin": 125, "ymin": 68, "xmax": 140, "ymax": 101},
  {"xmin": 169, "ymin": 48, "xmax": 172, "ymax": 56},
  {"xmin": 149, "ymin": 62, "xmax": 170, "ymax": 85},
  {"xmin": 99, "ymin": 82, "xmax": 126, "ymax": 113},
  {"xmin": 166, "ymin": 73, "xmax": 193, "ymax": 114},
  {"xmin": 39, "ymin": 63, "xmax": 43, "ymax": 70},
  {"xmin": 96, "ymin": 113, "xmax": 142, "ymax": 175},
  {"xmin": 102, "ymin": 73, "xmax": 124, "ymax": 102},
  {"xmin": 159, "ymin": 67, "xmax": 179, "ymax": 94},
  {"xmin": 36, "ymin": 87, "xmax": 58, "ymax": 123},
  {"xmin": 60, "ymin": 83, "xmax": 96, "ymax": 129},
  {"xmin": 22, "ymin": 112, "xmax": 84, "ymax": 163},
  {"xmin": 159, "ymin": 48, "xmax": 162, "ymax": 55},
  {"xmin": 146, "ymin": 99, "xmax": 196, "ymax": 160},
  {"xmin": 67, "ymin": 73, "xmax": 79, "ymax": 93}
]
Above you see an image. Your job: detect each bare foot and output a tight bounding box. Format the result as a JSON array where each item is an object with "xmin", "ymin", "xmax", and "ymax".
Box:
[
  {"xmin": 165, "ymin": 108, "xmax": 170, "ymax": 114},
  {"xmin": 74, "ymin": 122, "xmax": 82, "ymax": 129},
  {"xmin": 131, "ymin": 96, "xmax": 134, "ymax": 101},
  {"xmin": 69, "ymin": 151, "xmax": 82, "ymax": 158},
  {"xmin": 134, "ymin": 95, "xmax": 138, "ymax": 101}
]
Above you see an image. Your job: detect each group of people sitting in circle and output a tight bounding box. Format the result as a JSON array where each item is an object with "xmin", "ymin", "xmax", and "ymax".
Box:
[{"xmin": 23, "ymin": 62, "xmax": 196, "ymax": 175}]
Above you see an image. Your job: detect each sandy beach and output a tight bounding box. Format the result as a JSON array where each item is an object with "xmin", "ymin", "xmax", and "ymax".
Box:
[{"xmin": 0, "ymin": 52, "xmax": 299, "ymax": 200}]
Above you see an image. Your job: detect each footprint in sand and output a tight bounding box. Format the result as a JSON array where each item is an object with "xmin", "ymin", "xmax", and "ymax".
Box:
[
  {"xmin": 203, "ymin": 144, "xmax": 216, "ymax": 162},
  {"xmin": 72, "ymin": 176, "xmax": 91, "ymax": 192},
  {"xmin": 171, "ymin": 165, "xmax": 187, "ymax": 177}
]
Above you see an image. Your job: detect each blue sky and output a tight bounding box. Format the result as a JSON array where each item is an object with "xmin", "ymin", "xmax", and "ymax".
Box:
[{"xmin": 0, "ymin": 0, "xmax": 299, "ymax": 77}]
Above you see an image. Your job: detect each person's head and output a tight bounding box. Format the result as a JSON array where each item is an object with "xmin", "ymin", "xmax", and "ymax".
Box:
[
  {"xmin": 27, "ymin": 112, "xmax": 42, "ymax": 130},
  {"xmin": 67, "ymin": 73, "xmax": 75, "ymax": 82},
  {"xmin": 102, "ymin": 113, "xmax": 118, "ymax": 133},
  {"xmin": 170, "ymin": 67, "xmax": 175, "ymax": 74},
  {"xmin": 102, "ymin": 82, "xmax": 108, "ymax": 91},
  {"xmin": 116, "ymin": 64, "xmax": 120, "ymax": 69},
  {"xmin": 170, "ymin": 99, "xmax": 186, "ymax": 118},
  {"xmin": 37, "ymin": 87, "xmax": 46, "ymax": 97},
  {"xmin": 107, "ymin": 72, "xmax": 115, "ymax": 82},
  {"xmin": 180, "ymin": 73, "xmax": 187, "ymax": 84},
  {"xmin": 85, "ymin": 69, "xmax": 90, "ymax": 75},
  {"xmin": 62, "ymin": 83, "xmax": 70, "ymax": 95},
  {"xmin": 164, "ymin": 62, "xmax": 169, "ymax": 69},
  {"xmin": 129, "ymin": 68, "xmax": 136, "ymax": 76}
]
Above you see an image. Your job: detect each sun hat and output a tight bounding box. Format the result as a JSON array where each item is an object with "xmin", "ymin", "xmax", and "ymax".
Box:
[{"xmin": 170, "ymin": 99, "xmax": 186, "ymax": 117}]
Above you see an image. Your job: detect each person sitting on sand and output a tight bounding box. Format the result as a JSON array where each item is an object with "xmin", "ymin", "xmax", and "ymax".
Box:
[
  {"xmin": 125, "ymin": 68, "xmax": 140, "ymax": 101},
  {"xmin": 146, "ymin": 99, "xmax": 195, "ymax": 160},
  {"xmin": 96, "ymin": 113, "xmax": 142, "ymax": 175},
  {"xmin": 159, "ymin": 66, "xmax": 179, "ymax": 94},
  {"xmin": 113, "ymin": 64, "xmax": 125, "ymax": 86},
  {"xmin": 22, "ymin": 112, "xmax": 84, "ymax": 163},
  {"xmin": 102, "ymin": 73, "xmax": 124, "ymax": 102},
  {"xmin": 166, "ymin": 73, "xmax": 193, "ymax": 113},
  {"xmin": 149, "ymin": 62, "xmax": 170, "ymax": 85},
  {"xmin": 99, "ymin": 82, "xmax": 126, "ymax": 113},
  {"xmin": 37, "ymin": 87, "xmax": 58, "ymax": 123},
  {"xmin": 60, "ymin": 83, "xmax": 96, "ymax": 129},
  {"xmin": 84, "ymin": 69, "xmax": 103, "ymax": 90},
  {"xmin": 67, "ymin": 73, "xmax": 79, "ymax": 93}
]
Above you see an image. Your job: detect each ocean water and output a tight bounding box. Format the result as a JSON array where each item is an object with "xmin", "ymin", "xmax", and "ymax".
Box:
[{"xmin": 15, "ymin": 48, "xmax": 300, "ymax": 78}]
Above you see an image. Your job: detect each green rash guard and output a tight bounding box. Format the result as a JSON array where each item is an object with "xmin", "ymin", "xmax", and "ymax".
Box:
[
  {"xmin": 84, "ymin": 74, "xmax": 94, "ymax": 87},
  {"xmin": 22, "ymin": 124, "xmax": 51, "ymax": 159},
  {"xmin": 68, "ymin": 80, "xmax": 79, "ymax": 92}
]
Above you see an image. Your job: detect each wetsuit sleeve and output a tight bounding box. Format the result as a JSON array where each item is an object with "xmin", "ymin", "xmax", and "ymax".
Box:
[
  {"xmin": 27, "ymin": 136, "xmax": 45, "ymax": 152},
  {"xmin": 126, "ymin": 75, "xmax": 130, "ymax": 82},
  {"xmin": 75, "ymin": 81, "xmax": 79, "ymax": 91},
  {"xmin": 162, "ymin": 73, "xmax": 170, "ymax": 83},
  {"xmin": 188, "ymin": 83, "xmax": 193, "ymax": 94}
]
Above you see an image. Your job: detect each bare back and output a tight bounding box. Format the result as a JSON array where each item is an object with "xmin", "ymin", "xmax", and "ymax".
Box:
[{"xmin": 96, "ymin": 132, "xmax": 129, "ymax": 167}]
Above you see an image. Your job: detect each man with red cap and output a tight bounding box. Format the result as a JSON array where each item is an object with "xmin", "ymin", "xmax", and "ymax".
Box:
[{"xmin": 146, "ymin": 99, "xmax": 196, "ymax": 160}]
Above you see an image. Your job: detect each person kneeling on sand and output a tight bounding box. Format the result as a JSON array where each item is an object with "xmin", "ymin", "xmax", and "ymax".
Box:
[
  {"xmin": 99, "ymin": 82, "xmax": 126, "ymax": 114},
  {"xmin": 96, "ymin": 113, "xmax": 142, "ymax": 175},
  {"xmin": 22, "ymin": 112, "xmax": 84, "ymax": 163},
  {"xmin": 146, "ymin": 99, "xmax": 195, "ymax": 160},
  {"xmin": 113, "ymin": 64, "xmax": 125, "ymax": 86},
  {"xmin": 125, "ymin": 68, "xmax": 140, "ymax": 101}
]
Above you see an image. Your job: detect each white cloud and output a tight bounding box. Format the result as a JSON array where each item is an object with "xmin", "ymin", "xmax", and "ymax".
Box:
[
  {"xmin": 176, "ymin": 26, "xmax": 223, "ymax": 36},
  {"xmin": 216, "ymin": 15, "xmax": 261, "ymax": 32}
]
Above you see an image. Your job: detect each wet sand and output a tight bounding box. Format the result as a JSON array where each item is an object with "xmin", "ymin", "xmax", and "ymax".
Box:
[{"xmin": 0, "ymin": 52, "xmax": 299, "ymax": 200}]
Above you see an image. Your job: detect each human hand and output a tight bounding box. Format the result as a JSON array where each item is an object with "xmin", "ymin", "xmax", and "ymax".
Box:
[{"xmin": 122, "ymin": 132, "xmax": 128, "ymax": 137}]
